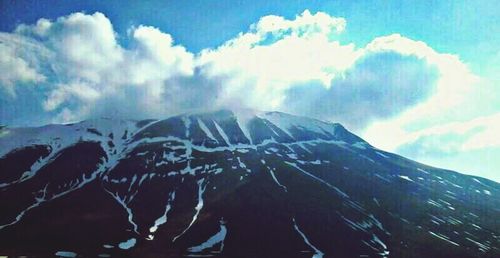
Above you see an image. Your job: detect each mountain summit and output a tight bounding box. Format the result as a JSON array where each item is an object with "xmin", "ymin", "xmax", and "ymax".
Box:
[{"xmin": 0, "ymin": 109, "xmax": 498, "ymax": 257}]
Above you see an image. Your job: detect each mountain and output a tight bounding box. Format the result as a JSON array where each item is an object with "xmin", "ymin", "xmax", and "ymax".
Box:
[{"xmin": 0, "ymin": 109, "xmax": 498, "ymax": 258}]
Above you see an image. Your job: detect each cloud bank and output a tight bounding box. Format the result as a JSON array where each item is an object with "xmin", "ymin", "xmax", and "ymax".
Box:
[{"xmin": 0, "ymin": 10, "xmax": 451, "ymax": 127}]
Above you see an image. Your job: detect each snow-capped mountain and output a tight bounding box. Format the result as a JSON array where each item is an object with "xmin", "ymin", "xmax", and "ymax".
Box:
[{"xmin": 0, "ymin": 109, "xmax": 498, "ymax": 257}]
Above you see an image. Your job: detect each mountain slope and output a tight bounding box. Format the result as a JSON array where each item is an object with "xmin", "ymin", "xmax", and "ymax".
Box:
[{"xmin": 0, "ymin": 110, "xmax": 498, "ymax": 258}]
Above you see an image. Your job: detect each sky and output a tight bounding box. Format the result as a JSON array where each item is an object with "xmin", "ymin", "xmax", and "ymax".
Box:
[{"xmin": 0, "ymin": 0, "xmax": 499, "ymax": 181}]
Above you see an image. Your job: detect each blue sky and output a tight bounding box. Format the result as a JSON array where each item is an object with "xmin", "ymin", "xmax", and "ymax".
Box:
[
  {"xmin": 2, "ymin": 0, "xmax": 499, "ymax": 66},
  {"xmin": 0, "ymin": 0, "xmax": 499, "ymax": 181}
]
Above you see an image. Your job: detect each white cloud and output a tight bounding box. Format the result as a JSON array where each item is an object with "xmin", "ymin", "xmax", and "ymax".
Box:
[
  {"xmin": 43, "ymin": 81, "xmax": 101, "ymax": 111},
  {"xmin": 253, "ymin": 9, "xmax": 346, "ymax": 37},
  {"xmin": 0, "ymin": 33, "xmax": 46, "ymax": 96},
  {"xmin": 17, "ymin": 12, "xmax": 124, "ymax": 84},
  {"xmin": 394, "ymin": 112, "xmax": 500, "ymax": 154},
  {"xmin": 0, "ymin": 10, "xmax": 490, "ymax": 137},
  {"xmin": 129, "ymin": 25, "xmax": 194, "ymax": 83},
  {"xmin": 360, "ymin": 33, "xmax": 482, "ymax": 155},
  {"xmin": 281, "ymin": 49, "xmax": 440, "ymax": 129},
  {"xmin": 387, "ymin": 112, "xmax": 500, "ymax": 181},
  {"xmin": 196, "ymin": 13, "xmax": 475, "ymax": 131},
  {"xmin": 363, "ymin": 34, "xmax": 479, "ymax": 125},
  {"xmin": 197, "ymin": 10, "xmax": 357, "ymax": 110},
  {"xmin": 4, "ymin": 12, "xmax": 195, "ymax": 123}
]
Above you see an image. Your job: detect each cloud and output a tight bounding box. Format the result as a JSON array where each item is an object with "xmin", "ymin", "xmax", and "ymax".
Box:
[
  {"xmin": 16, "ymin": 12, "xmax": 123, "ymax": 84},
  {"xmin": 253, "ymin": 9, "xmax": 346, "ymax": 37},
  {"xmin": 0, "ymin": 10, "xmax": 482, "ymax": 132},
  {"xmin": 390, "ymin": 112, "xmax": 500, "ymax": 180},
  {"xmin": 197, "ymin": 10, "xmax": 357, "ymax": 110},
  {"xmin": 0, "ymin": 33, "xmax": 47, "ymax": 96},
  {"xmin": 396, "ymin": 112, "xmax": 500, "ymax": 156},
  {"xmin": 196, "ymin": 13, "xmax": 474, "ymax": 131},
  {"xmin": 2, "ymin": 12, "xmax": 195, "ymax": 123},
  {"xmin": 283, "ymin": 51, "xmax": 439, "ymax": 129}
]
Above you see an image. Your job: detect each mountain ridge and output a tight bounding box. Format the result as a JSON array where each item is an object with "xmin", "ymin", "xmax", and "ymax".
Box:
[
  {"xmin": 1, "ymin": 109, "xmax": 495, "ymax": 184},
  {"xmin": 0, "ymin": 109, "xmax": 498, "ymax": 257}
]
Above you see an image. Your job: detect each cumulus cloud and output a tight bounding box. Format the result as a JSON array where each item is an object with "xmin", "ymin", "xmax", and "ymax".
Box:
[
  {"xmin": 0, "ymin": 9, "xmax": 480, "ymax": 133},
  {"xmin": 16, "ymin": 12, "xmax": 123, "ymax": 83},
  {"xmin": 283, "ymin": 51, "xmax": 439, "ymax": 129},
  {"xmin": 197, "ymin": 10, "xmax": 357, "ymax": 109},
  {"xmin": 2, "ymin": 12, "xmax": 195, "ymax": 123},
  {"xmin": 360, "ymin": 35, "xmax": 482, "ymax": 157},
  {"xmin": 0, "ymin": 33, "xmax": 47, "ymax": 96}
]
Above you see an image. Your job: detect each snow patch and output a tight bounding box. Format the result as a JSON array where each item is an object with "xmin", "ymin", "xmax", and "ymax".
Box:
[
  {"xmin": 197, "ymin": 118, "xmax": 218, "ymax": 142},
  {"xmin": 429, "ymin": 231, "xmax": 459, "ymax": 246},
  {"xmin": 352, "ymin": 142, "xmax": 367, "ymax": 149},
  {"xmin": 234, "ymin": 111, "xmax": 254, "ymax": 144},
  {"xmin": 285, "ymin": 162, "xmax": 348, "ymax": 198},
  {"xmin": 375, "ymin": 151, "xmax": 389, "ymax": 158},
  {"xmin": 181, "ymin": 116, "xmax": 191, "ymax": 138},
  {"xmin": 118, "ymin": 238, "xmax": 137, "ymax": 250},
  {"xmin": 187, "ymin": 218, "xmax": 227, "ymax": 253},
  {"xmin": 417, "ymin": 168, "xmax": 430, "ymax": 174},
  {"xmin": 293, "ymin": 218, "xmax": 324, "ymax": 258},
  {"xmin": 213, "ymin": 121, "xmax": 231, "ymax": 146},
  {"xmin": 173, "ymin": 178, "xmax": 207, "ymax": 242},
  {"xmin": 149, "ymin": 191, "xmax": 176, "ymax": 237},
  {"xmin": 259, "ymin": 112, "xmax": 337, "ymax": 140},
  {"xmin": 55, "ymin": 251, "xmax": 77, "ymax": 257},
  {"xmin": 236, "ymin": 157, "xmax": 247, "ymax": 169},
  {"xmin": 267, "ymin": 167, "xmax": 287, "ymax": 192},
  {"xmin": 398, "ymin": 175, "xmax": 414, "ymax": 182},
  {"xmin": 104, "ymin": 190, "xmax": 139, "ymax": 234}
]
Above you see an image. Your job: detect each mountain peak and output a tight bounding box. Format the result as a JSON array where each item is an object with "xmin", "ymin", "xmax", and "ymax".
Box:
[
  {"xmin": 132, "ymin": 109, "xmax": 367, "ymax": 149},
  {"xmin": 0, "ymin": 109, "xmax": 368, "ymax": 158}
]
